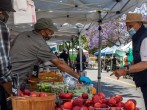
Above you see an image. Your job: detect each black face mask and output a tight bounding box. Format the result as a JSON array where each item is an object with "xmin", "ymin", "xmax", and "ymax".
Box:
[
  {"xmin": 43, "ymin": 36, "xmax": 52, "ymax": 40},
  {"xmin": 0, "ymin": 12, "xmax": 9, "ymax": 23},
  {"xmin": 42, "ymin": 30, "xmax": 52, "ymax": 40}
]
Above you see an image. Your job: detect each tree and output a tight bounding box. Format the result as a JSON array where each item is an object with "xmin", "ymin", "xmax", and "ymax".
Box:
[
  {"xmin": 84, "ymin": 21, "xmax": 131, "ymax": 49},
  {"xmin": 71, "ymin": 34, "xmax": 88, "ymax": 50},
  {"xmin": 58, "ymin": 34, "xmax": 88, "ymax": 51},
  {"xmin": 102, "ymin": 21, "xmax": 131, "ymax": 46},
  {"xmin": 84, "ymin": 3, "xmax": 147, "ymax": 49}
]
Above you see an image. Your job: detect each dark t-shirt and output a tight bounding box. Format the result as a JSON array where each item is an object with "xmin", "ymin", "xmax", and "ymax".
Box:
[
  {"xmin": 10, "ymin": 31, "xmax": 57, "ymax": 83},
  {"xmin": 112, "ymin": 57, "xmax": 116, "ymax": 64},
  {"xmin": 76, "ymin": 54, "xmax": 86, "ymax": 70},
  {"xmin": 59, "ymin": 52, "xmax": 68, "ymax": 62}
]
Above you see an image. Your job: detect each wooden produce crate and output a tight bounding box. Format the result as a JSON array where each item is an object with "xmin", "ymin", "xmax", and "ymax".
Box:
[
  {"xmin": 28, "ymin": 71, "xmax": 64, "ymax": 91},
  {"xmin": 38, "ymin": 71, "xmax": 64, "ymax": 82},
  {"xmin": 11, "ymin": 92, "xmax": 56, "ymax": 110}
]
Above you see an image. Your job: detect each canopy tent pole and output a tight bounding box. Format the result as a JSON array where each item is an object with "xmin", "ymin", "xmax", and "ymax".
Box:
[
  {"xmin": 71, "ymin": 38, "xmax": 75, "ymax": 69},
  {"xmin": 97, "ymin": 11, "xmax": 102, "ymax": 93},
  {"xmin": 78, "ymin": 32, "xmax": 83, "ymax": 75},
  {"xmin": 77, "ymin": 25, "xmax": 86, "ymax": 76},
  {"xmin": 96, "ymin": 5, "xmax": 120, "ymax": 92},
  {"xmin": 63, "ymin": 42, "xmax": 65, "ymax": 49}
]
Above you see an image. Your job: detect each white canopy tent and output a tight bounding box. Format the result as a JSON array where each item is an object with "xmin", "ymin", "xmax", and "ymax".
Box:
[
  {"xmin": 119, "ymin": 41, "xmax": 132, "ymax": 52},
  {"xmin": 7, "ymin": 0, "xmax": 146, "ymax": 41},
  {"xmin": 69, "ymin": 49, "xmax": 88, "ymax": 54},
  {"xmin": 105, "ymin": 45, "xmax": 119, "ymax": 55},
  {"xmin": 7, "ymin": 0, "xmax": 146, "ymax": 93},
  {"xmin": 34, "ymin": 0, "xmax": 145, "ymax": 24},
  {"xmin": 69, "ymin": 49, "xmax": 78, "ymax": 54}
]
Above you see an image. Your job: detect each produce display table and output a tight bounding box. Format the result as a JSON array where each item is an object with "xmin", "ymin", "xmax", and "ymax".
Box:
[{"xmin": 23, "ymin": 71, "xmax": 140, "ymax": 110}]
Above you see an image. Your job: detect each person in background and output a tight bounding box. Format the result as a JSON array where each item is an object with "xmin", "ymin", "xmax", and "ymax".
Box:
[
  {"xmin": 10, "ymin": 18, "xmax": 92, "ymax": 90},
  {"xmin": 112, "ymin": 56, "xmax": 117, "ymax": 71},
  {"xmin": 123, "ymin": 53, "xmax": 129, "ymax": 66},
  {"xmin": 123, "ymin": 53, "xmax": 129, "ymax": 78},
  {"xmin": 76, "ymin": 49, "xmax": 86, "ymax": 74},
  {"xmin": 0, "ymin": 0, "xmax": 15, "ymax": 110},
  {"xmin": 55, "ymin": 52, "xmax": 59, "ymax": 58},
  {"xmin": 110, "ymin": 13, "xmax": 147, "ymax": 109},
  {"xmin": 59, "ymin": 50, "xmax": 69, "ymax": 64}
]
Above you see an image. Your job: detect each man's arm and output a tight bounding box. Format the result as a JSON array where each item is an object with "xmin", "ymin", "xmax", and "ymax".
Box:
[
  {"xmin": 128, "ymin": 38, "xmax": 147, "ymax": 73},
  {"xmin": 51, "ymin": 58, "xmax": 80, "ymax": 79},
  {"xmin": 129, "ymin": 61, "xmax": 147, "ymax": 73},
  {"xmin": 111, "ymin": 38, "xmax": 147, "ymax": 78},
  {"xmin": 37, "ymin": 42, "xmax": 92, "ymax": 84}
]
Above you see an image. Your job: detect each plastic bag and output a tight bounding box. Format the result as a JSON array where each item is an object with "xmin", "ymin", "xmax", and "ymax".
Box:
[{"xmin": 63, "ymin": 73, "xmax": 78, "ymax": 89}]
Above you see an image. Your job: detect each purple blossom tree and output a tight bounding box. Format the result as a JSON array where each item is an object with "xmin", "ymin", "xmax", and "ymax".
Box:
[
  {"xmin": 85, "ymin": 3, "xmax": 147, "ymax": 49},
  {"xmin": 85, "ymin": 21, "xmax": 130, "ymax": 49}
]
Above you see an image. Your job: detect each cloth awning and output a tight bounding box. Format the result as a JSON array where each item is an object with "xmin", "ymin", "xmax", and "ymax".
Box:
[
  {"xmin": 119, "ymin": 41, "xmax": 132, "ymax": 52},
  {"xmin": 34, "ymin": 0, "xmax": 145, "ymax": 24},
  {"xmin": 94, "ymin": 47, "xmax": 110, "ymax": 56},
  {"xmin": 7, "ymin": 0, "xmax": 146, "ymax": 42},
  {"xmin": 105, "ymin": 45, "xmax": 118, "ymax": 55}
]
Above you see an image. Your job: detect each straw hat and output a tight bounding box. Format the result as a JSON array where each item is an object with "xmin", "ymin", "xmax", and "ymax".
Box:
[{"xmin": 119, "ymin": 13, "xmax": 147, "ymax": 24}]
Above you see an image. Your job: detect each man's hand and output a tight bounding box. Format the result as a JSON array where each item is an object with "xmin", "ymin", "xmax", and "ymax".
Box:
[
  {"xmin": 110, "ymin": 68, "xmax": 126, "ymax": 79},
  {"xmin": 1, "ymin": 82, "xmax": 12, "ymax": 95},
  {"xmin": 79, "ymin": 76, "xmax": 92, "ymax": 84}
]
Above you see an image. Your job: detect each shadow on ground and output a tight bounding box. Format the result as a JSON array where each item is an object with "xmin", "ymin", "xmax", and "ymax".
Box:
[{"xmin": 92, "ymin": 81, "xmax": 141, "ymax": 99}]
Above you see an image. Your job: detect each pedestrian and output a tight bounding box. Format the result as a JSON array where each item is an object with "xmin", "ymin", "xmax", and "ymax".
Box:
[
  {"xmin": 76, "ymin": 49, "xmax": 86, "ymax": 74},
  {"xmin": 55, "ymin": 52, "xmax": 59, "ymax": 58},
  {"xmin": 0, "ymin": 0, "xmax": 15, "ymax": 110},
  {"xmin": 59, "ymin": 50, "xmax": 69, "ymax": 64},
  {"xmin": 123, "ymin": 53, "xmax": 129, "ymax": 66},
  {"xmin": 110, "ymin": 13, "xmax": 147, "ymax": 109},
  {"xmin": 123, "ymin": 53, "xmax": 129, "ymax": 78},
  {"xmin": 10, "ymin": 18, "xmax": 92, "ymax": 90},
  {"xmin": 112, "ymin": 56, "xmax": 117, "ymax": 71}
]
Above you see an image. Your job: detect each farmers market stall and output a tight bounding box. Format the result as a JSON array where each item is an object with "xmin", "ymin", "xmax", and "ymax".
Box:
[
  {"xmin": 8, "ymin": 0, "xmax": 146, "ymax": 93},
  {"xmin": 15, "ymin": 70, "xmax": 140, "ymax": 110},
  {"xmin": 7, "ymin": 0, "xmax": 146, "ymax": 110}
]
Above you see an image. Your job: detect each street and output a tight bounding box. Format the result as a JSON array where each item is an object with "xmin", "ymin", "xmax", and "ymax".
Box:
[{"xmin": 85, "ymin": 69, "xmax": 145, "ymax": 110}]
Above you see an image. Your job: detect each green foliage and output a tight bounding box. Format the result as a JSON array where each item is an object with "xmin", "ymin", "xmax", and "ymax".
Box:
[
  {"xmin": 58, "ymin": 34, "xmax": 89, "ymax": 52},
  {"xmin": 59, "ymin": 44, "xmax": 64, "ymax": 51},
  {"xmin": 69, "ymin": 54, "xmax": 77, "ymax": 61},
  {"xmin": 89, "ymin": 47, "xmax": 98, "ymax": 55}
]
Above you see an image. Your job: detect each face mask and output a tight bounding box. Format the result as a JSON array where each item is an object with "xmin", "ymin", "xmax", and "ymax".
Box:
[
  {"xmin": 43, "ymin": 35, "xmax": 52, "ymax": 40},
  {"xmin": 42, "ymin": 30, "xmax": 53, "ymax": 40},
  {"xmin": 128, "ymin": 28, "xmax": 136, "ymax": 37}
]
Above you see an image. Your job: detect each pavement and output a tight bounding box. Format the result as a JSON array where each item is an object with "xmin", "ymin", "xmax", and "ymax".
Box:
[{"xmin": 85, "ymin": 68, "xmax": 145, "ymax": 110}]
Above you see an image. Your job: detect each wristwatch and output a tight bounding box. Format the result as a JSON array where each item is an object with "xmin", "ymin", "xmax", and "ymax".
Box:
[{"xmin": 124, "ymin": 65, "xmax": 130, "ymax": 73}]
